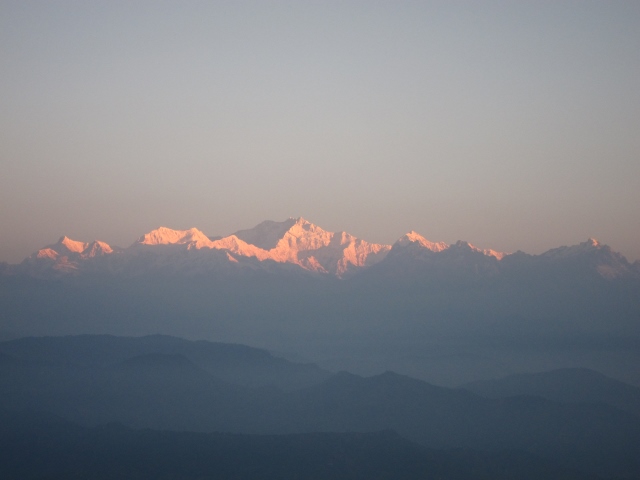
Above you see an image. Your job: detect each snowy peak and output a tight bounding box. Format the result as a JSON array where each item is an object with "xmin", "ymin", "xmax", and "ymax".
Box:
[
  {"xmin": 209, "ymin": 235, "xmax": 270, "ymax": 260},
  {"xmin": 234, "ymin": 217, "xmax": 320, "ymax": 251},
  {"xmin": 238, "ymin": 218, "xmax": 389, "ymax": 276},
  {"xmin": 386, "ymin": 234, "xmax": 506, "ymax": 267},
  {"xmin": 539, "ymin": 238, "xmax": 632, "ymax": 279},
  {"xmin": 275, "ymin": 218, "xmax": 332, "ymax": 252},
  {"xmin": 394, "ymin": 231, "xmax": 449, "ymax": 252},
  {"xmin": 57, "ymin": 236, "xmax": 88, "ymax": 253},
  {"xmin": 451, "ymin": 241, "xmax": 506, "ymax": 260},
  {"xmin": 234, "ymin": 218, "xmax": 299, "ymax": 250},
  {"xmin": 21, "ymin": 236, "xmax": 115, "ymax": 277},
  {"xmin": 84, "ymin": 240, "xmax": 113, "ymax": 257},
  {"xmin": 541, "ymin": 238, "xmax": 605, "ymax": 259},
  {"xmin": 136, "ymin": 227, "xmax": 213, "ymax": 249},
  {"xmin": 44, "ymin": 236, "xmax": 114, "ymax": 258},
  {"xmin": 481, "ymin": 249, "xmax": 506, "ymax": 260},
  {"xmin": 230, "ymin": 217, "xmax": 390, "ymax": 276},
  {"xmin": 35, "ymin": 248, "xmax": 59, "ymax": 260}
]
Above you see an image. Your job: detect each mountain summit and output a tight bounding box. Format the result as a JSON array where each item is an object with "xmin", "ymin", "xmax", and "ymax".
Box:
[
  {"xmin": 232, "ymin": 217, "xmax": 390, "ymax": 275},
  {"xmin": 394, "ymin": 231, "xmax": 449, "ymax": 253},
  {"xmin": 135, "ymin": 227, "xmax": 213, "ymax": 248},
  {"xmin": 233, "ymin": 217, "xmax": 302, "ymax": 250}
]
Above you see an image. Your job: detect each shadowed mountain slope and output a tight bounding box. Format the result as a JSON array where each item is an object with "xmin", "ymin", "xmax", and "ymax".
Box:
[
  {"xmin": 461, "ymin": 367, "xmax": 640, "ymax": 418},
  {"xmin": 1, "ymin": 336, "xmax": 638, "ymax": 478},
  {"xmin": 0, "ymin": 411, "xmax": 600, "ymax": 480},
  {"xmin": 0, "ymin": 334, "xmax": 331, "ymax": 390}
]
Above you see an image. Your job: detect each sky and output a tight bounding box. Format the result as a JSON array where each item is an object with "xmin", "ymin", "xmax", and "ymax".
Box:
[{"xmin": 1, "ymin": 1, "xmax": 639, "ymax": 263}]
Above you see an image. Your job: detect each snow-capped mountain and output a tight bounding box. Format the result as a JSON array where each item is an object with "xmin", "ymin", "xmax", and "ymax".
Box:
[
  {"xmin": 17, "ymin": 218, "xmax": 392, "ymax": 278},
  {"xmin": 231, "ymin": 217, "xmax": 390, "ymax": 276},
  {"xmin": 537, "ymin": 237, "xmax": 636, "ymax": 280},
  {"xmin": 394, "ymin": 231, "xmax": 449, "ymax": 253},
  {"xmin": 122, "ymin": 217, "xmax": 391, "ymax": 276},
  {"xmin": 21, "ymin": 236, "xmax": 117, "ymax": 275},
  {"xmin": 10, "ymin": 217, "xmax": 636, "ymax": 281},
  {"xmin": 135, "ymin": 227, "xmax": 214, "ymax": 249}
]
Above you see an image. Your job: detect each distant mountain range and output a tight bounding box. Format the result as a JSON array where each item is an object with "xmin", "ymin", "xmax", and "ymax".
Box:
[
  {"xmin": 1, "ymin": 334, "xmax": 638, "ymax": 478},
  {"xmin": 1, "ymin": 217, "xmax": 640, "ymax": 387},
  {"xmin": 10, "ymin": 217, "xmax": 390, "ymax": 277},
  {"xmin": 5, "ymin": 217, "xmax": 639, "ymax": 279},
  {"xmin": 462, "ymin": 367, "xmax": 640, "ymax": 418}
]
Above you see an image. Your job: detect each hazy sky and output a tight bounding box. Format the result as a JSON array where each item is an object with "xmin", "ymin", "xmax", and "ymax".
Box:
[{"xmin": 1, "ymin": 1, "xmax": 639, "ymax": 263}]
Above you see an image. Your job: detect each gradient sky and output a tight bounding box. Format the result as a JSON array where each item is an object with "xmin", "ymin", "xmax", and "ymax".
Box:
[{"xmin": 1, "ymin": 1, "xmax": 639, "ymax": 263}]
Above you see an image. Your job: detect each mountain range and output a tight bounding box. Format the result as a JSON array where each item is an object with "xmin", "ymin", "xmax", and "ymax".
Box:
[
  {"xmin": 7, "ymin": 217, "xmax": 639, "ymax": 279},
  {"xmin": 2, "ymin": 220, "xmax": 640, "ymax": 478},
  {"xmin": 1, "ymin": 334, "xmax": 638, "ymax": 478},
  {"xmin": 1, "ymin": 217, "xmax": 640, "ymax": 387},
  {"xmin": 12, "ymin": 217, "xmax": 391, "ymax": 277}
]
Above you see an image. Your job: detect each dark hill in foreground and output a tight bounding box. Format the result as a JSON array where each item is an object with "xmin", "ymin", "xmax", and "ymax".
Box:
[{"xmin": 0, "ymin": 411, "xmax": 599, "ymax": 480}]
